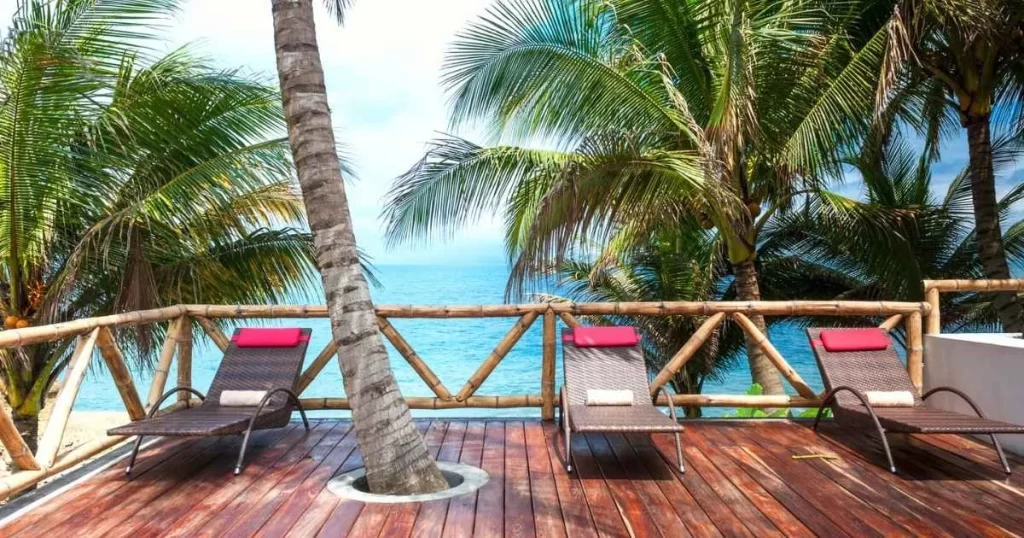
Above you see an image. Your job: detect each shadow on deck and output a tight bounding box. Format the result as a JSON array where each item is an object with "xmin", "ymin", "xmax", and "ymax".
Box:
[{"xmin": 1, "ymin": 419, "xmax": 1023, "ymax": 537}]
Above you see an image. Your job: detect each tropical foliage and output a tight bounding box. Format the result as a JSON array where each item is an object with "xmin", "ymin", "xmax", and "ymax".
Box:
[
  {"xmin": 383, "ymin": 0, "xmax": 900, "ymax": 394},
  {"xmin": 0, "ymin": 0, "xmax": 320, "ymax": 448}
]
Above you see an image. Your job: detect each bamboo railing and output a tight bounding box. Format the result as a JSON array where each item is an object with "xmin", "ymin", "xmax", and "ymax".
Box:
[
  {"xmin": 922, "ymin": 278, "xmax": 1024, "ymax": 335},
  {"xmin": 0, "ymin": 298, "xmax": 933, "ymax": 500}
]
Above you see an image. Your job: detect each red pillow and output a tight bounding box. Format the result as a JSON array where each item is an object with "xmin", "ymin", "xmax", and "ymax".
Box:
[
  {"xmin": 233, "ymin": 328, "xmax": 303, "ymax": 348},
  {"xmin": 819, "ymin": 329, "xmax": 890, "ymax": 352},
  {"xmin": 571, "ymin": 326, "xmax": 639, "ymax": 347}
]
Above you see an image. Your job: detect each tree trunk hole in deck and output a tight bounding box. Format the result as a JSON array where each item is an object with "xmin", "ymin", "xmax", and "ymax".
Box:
[{"xmin": 326, "ymin": 462, "xmax": 488, "ymax": 503}]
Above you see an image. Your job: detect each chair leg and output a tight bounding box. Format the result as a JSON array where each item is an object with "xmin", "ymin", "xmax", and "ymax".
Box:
[
  {"xmin": 126, "ymin": 435, "xmax": 144, "ymax": 475},
  {"xmin": 297, "ymin": 406, "xmax": 310, "ymax": 431},
  {"xmin": 235, "ymin": 426, "xmax": 256, "ymax": 475},
  {"xmin": 991, "ymin": 434, "xmax": 1011, "ymax": 474},
  {"xmin": 674, "ymin": 432, "xmax": 685, "ymax": 474},
  {"xmin": 563, "ymin": 416, "xmax": 573, "ymax": 473},
  {"xmin": 878, "ymin": 430, "xmax": 897, "ymax": 473}
]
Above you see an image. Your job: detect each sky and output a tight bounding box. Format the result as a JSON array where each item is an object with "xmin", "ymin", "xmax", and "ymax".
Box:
[{"xmin": 0, "ymin": 0, "xmax": 1021, "ymax": 267}]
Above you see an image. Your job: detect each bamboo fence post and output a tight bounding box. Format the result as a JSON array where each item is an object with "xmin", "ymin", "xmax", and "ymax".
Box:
[
  {"xmin": 906, "ymin": 311, "xmax": 924, "ymax": 394},
  {"xmin": 377, "ymin": 316, "xmax": 452, "ymax": 400},
  {"xmin": 731, "ymin": 313, "xmax": 818, "ymax": 399},
  {"xmin": 36, "ymin": 329, "xmax": 100, "ymax": 468},
  {"xmin": 879, "ymin": 314, "xmax": 904, "ymax": 332},
  {"xmin": 924, "ymin": 286, "xmax": 941, "ymax": 335},
  {"xmin": 558, "ymin": 311, "xmax": 582, "ymax": 328},
  {"xmin": 649, "ymin": 312, "xmax": 726, "ymax": 396},
  {"xmin": 0, "ymin": 403, "xmax": 39, "ymax": 471},
  {"xmin": 657, "ymin": 394, "xmax": 821, "ymax": 408},
  {"xmin": 455, "ymin": 312, "xmax": 539, "ymax": 401},
  {"xmin": 96, "ymin": 328, "xmax": 145, "ymax": 421},
  {"xmin": 295, "ymin": 340, "xmax": 340, "ymax": 395},
  {"xmin": 195, "ymin": 316, "xmax": 230, "ymax": 352},
  {"xmin": 541, "ymin": 309, "xmax": 557, "ymax": 421},
  {"xmin": 147, "ymin": 317, "xmax": 183, "ymax": 409},
  {"xmin": 176, "ymin": 317, "xmax": 193, "ymax": 406}
]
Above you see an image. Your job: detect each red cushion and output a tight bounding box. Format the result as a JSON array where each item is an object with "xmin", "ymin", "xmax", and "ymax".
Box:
[
  {"xmin": 571, "ymin": 326, "xmax": 639, "ymax": 347},
  {"xmin": 233, "ymin": 328, "xmax": 304, "ymax": 348},
  {"xmin": 819, "ymin": 329, "xmax": 890, "ymax": 352}
]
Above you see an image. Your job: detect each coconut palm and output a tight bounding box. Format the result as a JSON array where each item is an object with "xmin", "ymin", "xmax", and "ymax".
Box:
[
  {"xmin": 874, "ymin": 0, "xmax": 1024, "ymax": 330},
  {"xmin": 0, "ymin": 0, "xmax": 321, "ymax": 454},
  {"xmin": 383, "ymin": 0, "xmax": 892, "ymax": 395},
  {"xmin": 269, "ymin": 0, "xmax": 447, "ymax": 494}
]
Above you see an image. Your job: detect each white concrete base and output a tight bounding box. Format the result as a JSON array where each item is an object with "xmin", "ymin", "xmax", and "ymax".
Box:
[
  {"xmin": 924, "ymin": 333, "xmax": 1024, "ymax": 455},
  {"xmin": 327, "ymin": 462, "xmax": 489, "ymax": 503}
]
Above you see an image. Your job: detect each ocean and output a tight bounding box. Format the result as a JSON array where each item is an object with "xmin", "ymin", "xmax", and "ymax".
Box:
[{"xmin": 74, "ymin": 264, "xmax": 831, "ymax": 417}]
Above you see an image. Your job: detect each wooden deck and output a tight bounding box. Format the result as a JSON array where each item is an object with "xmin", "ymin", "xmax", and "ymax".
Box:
[{"xmin": 3, "ymin": 419, "xmax": 1024, "ymax": 537}]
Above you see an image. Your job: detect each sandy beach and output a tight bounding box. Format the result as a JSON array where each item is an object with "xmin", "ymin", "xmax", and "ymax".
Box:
[{"xmin": 0, "ymin": 410, "xmax": 129, "ymax": 479}]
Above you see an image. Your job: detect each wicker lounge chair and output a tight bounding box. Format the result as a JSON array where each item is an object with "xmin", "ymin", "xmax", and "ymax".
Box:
[
  {"xmin": 807, "ymin": 327, "xmax": 1024, "ymax": 474},
  {"xmin": 109, "ymin": 327, "xmax": 312, "ymax": 475},
  {"xmin": 559, "ymin": 326, "xmax": 685, "ymax": 473}
]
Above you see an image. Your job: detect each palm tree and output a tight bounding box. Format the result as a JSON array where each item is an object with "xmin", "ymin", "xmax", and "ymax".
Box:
[
  {"xmin": 383, "ymin": 0, "xmax": 891, "ymax": 395},
  {"xmin": 551, "ymin": 224, "xmax": 746, "ymax": 417},
  {"xmin": 0, "ymin": 1, "xmax": 319, "ymax": 453},
  {"xmin": 269, "ymin": 0, "xmax": 447, "ymax": 494},
  {"xmin": 875, "ymin": 0, "xmax": 1024, "ymax": 330}
]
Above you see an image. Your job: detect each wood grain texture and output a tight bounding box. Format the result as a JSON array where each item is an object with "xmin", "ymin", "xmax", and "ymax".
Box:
[{"xmin": 4, "ymin": 420, "xmax": 1023, "ymax": 538}]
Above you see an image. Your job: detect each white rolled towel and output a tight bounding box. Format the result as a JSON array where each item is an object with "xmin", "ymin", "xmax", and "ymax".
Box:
[
  {"xmin": 219, "ymin": 390, "xmax": 268, "ymax": 407},
  {"xmin": 585, "ymin": 389, "xmax": 634, "ymax": 406},
  {"xmin": 864, "ymin": 391, "xmax": 915, "ymax": 407}
]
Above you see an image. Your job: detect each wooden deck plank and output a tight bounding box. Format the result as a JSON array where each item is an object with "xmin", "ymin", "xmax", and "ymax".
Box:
[
  {"xmin": 653, "ymin": 431, "xmax": 782, "ymax": 537},
  {"xmin": 2, "ymin": 436, "xmax": 201, "ymax": 537},
  {"xmin": 524, "ymin": 421, "xmax": 566, "ymax": 538},
  {"xmin": 116, "ymin": 427, "xmax": 299, "ymax": 537},
  {"xmin": 568, "ymin": 429, "xmax": 631, "ymax": 538},
  {"xmin": 541, "ymin": 422, "xmax": 599, "ymax": 538},
  {"xmin": 175, "ymin": 421, "xmax": 335, "ymax": 537},
  {"xmin": 758, "ymin": 423, "xmax": 971, "ymax": 538},
  {"xmin": 615, "ymin": 432, "xmax": 722, "ymax": 538},
  {"xmin": 686, "ymin": 427, "xmax": 816, "ymax": 538},
  {"xmin": 473, "ymin": 421, "xmax": 505, "ymax": 538},
  {"xmin": 6, "ymin": 419, "xmax": 1024, "ymax": 538},
  {"xmin": 408, "ymin": 421, "xmax": 467, "ymax": 538},
  {"xmin": 441, "ymin": 420, "xmax": 485, "ymax": 538},
  {"xmin": 503, "ymin": 421, "xmax": 537, "ymax": 538}
]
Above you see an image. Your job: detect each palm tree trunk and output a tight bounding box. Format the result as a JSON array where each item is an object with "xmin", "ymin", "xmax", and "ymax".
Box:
[
  {"xmin": 731, "ymin": 260, "xmax": 786, "ymax": 395},
  {"xmin": 270, "ymin": 0, "xmax": 447, "ymax": 494},
  {"xmin": 965, "ymin": 115, "xmax": 1023, "ymax": 332}
]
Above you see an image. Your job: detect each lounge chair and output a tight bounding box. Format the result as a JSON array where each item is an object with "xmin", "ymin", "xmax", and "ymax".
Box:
[
  {"xmin": 807, "ymin": 327, "xmax": 1024, "ymax": 474},
  {"xmin": 559, "ymin": 326, "xmax": 685, "ymax": 473},
  {"xmin": 109, "ymin": 327, "xmax": 312, "ymax": 475}
]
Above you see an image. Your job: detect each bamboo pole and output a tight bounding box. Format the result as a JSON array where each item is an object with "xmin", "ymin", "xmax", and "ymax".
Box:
[
  {"xmin": 924, "ymin": 287, "xmax": 941, "ymax": 335},
  {"xmin": 879, "ymin": 314, "xmax": 904, "ymax": 332},
  {"xmin": 906, "ymin": 311, "xmax": 924, "ymax": 394},
  {"xmin": 0, "ymin": 305, "xmax": 187, "ymax": 348},
  {"xmin": 377, "ymin": 316, "xmax": 452, "ymax": 401},
  {"xmin": 96, "ymin": 328, "xmax": 145, "ymax": 421},
  {"xmin": 0, "ymin": 400, "xmax": 194, "ymax": 501},
  {"xmin": 295, "ymin": 340, "xmax": 340, "ymax": 395},
  {"xmin": 731, "ymin": 313, "xmax": 818, "ymax": 399},
  {"xmin": 541, "ymin": 309, "xmax": 556, "ymax": 421},
  {"xmin": 649, "ymin": 313, "xmax": 726, "ymax": 396},
  {"xmin": 147, "ymin": 317, "xmax": 183, "ymax": 409},
  {"xmin": 0, "ymin": 401, "xmax": 39, "ymax": 471},
  {"xmin": 194, "ymin": 316, "xmax": 230, "ymax": 352},
  {"xmin": 176, "ymin": 317, "xmax": 193, "ymax": 405},
  {"xmin": 36, "ymin": 329, "xmax": 100, "ymax": 468},
  {"xmin": 552, "ymin": 300, "xmax": 929, "ymax": 317},
  {"xmin": 922, "ymin": 278, "xmax": 1024, "ymax": 292},
  {"xmin": 557, "ymin": 311, "xmax": 582, "ymax": 328},
  {"xmin": 300, "ymin": 394, "xmax": 548, "ymax": 410},
  {"xmin": 454, "ymin": 312, "xmax": 539, "ymax": 401},
  {"xmin": 657, "ymin": 394, "xmax": 821, "ymax": 408}
]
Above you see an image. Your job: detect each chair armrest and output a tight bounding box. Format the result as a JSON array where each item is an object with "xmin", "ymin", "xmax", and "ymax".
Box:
[
  {"xmin": 147, "ymin": 386, "xmax": 206, "ymax": 419},
  {"xmin": 922, "ymin": 387, "xmax": 988, "ymax": 418},
  {"xmin": 253, "ymin": 387, "xmax": 305, "ymax": 415},
  {"xmin": 653, "ymin": 386, "xmax": 679, "ymax": 421}
]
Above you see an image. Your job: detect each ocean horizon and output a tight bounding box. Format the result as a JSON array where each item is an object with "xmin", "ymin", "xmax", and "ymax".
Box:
[{"xmin": 74, "ymin": 264, "xmax": 855, "ymax": 417}]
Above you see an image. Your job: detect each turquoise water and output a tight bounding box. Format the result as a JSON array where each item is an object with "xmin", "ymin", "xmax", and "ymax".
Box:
[{"xmin": 74, "ymin": 264, "xmax": 827, "ymax": 417}]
